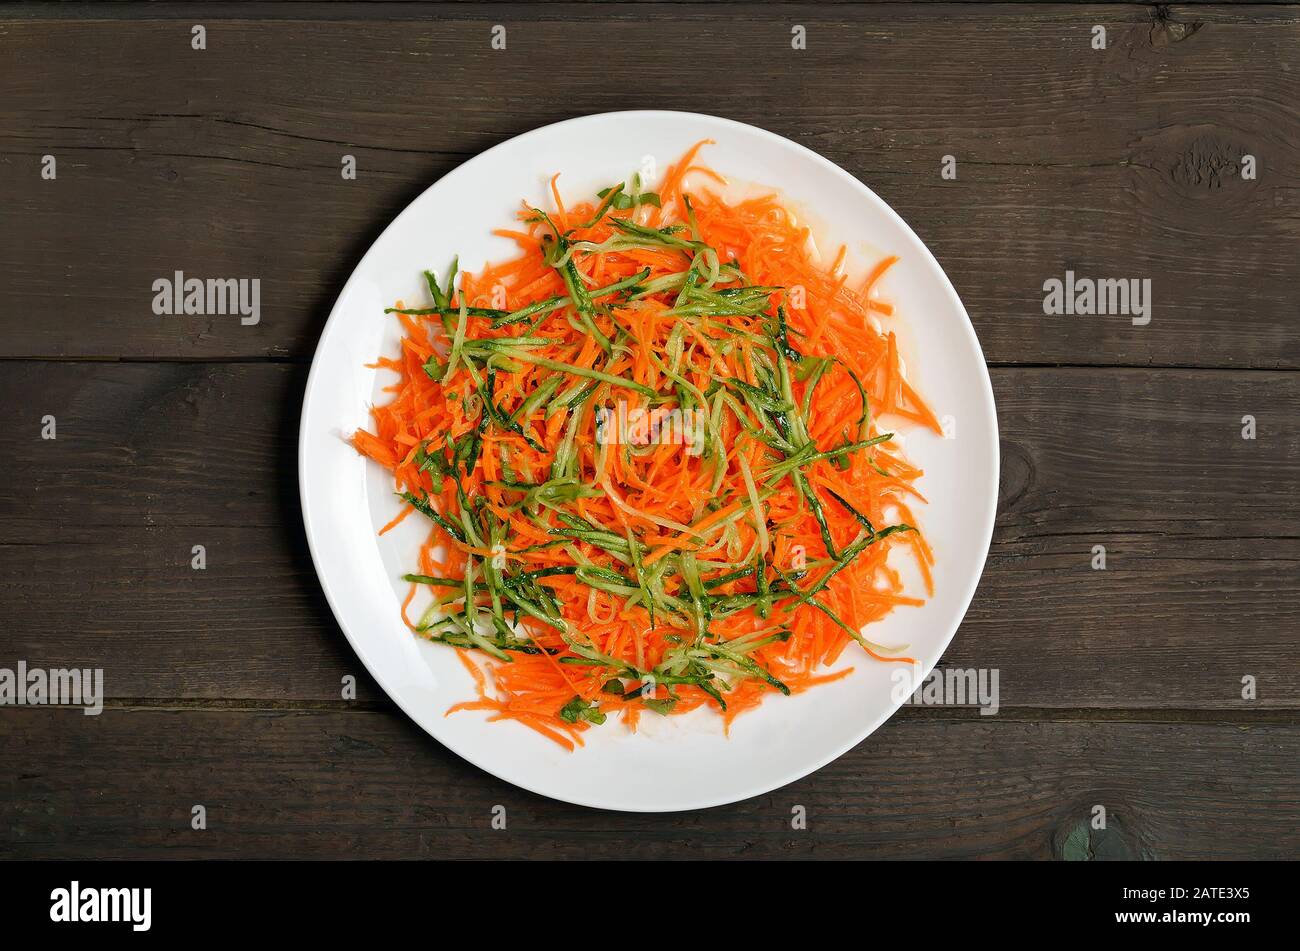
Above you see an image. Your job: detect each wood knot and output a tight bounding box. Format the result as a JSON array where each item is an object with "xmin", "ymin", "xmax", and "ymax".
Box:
[
  {"xmin": 997, "ymin": 439, "xmax": 1034, "ymax": 513},
  {"xmin": 1169, "ymin": 134, "xmax": 1242, "ymax": 190},
  {"xmin": 1053, "ymin": 806, "xmax": 1154, "ymax": 860},
  {"xmin": 1150, "ymin": 7, "xmax": 1205, "ymax": 48}
]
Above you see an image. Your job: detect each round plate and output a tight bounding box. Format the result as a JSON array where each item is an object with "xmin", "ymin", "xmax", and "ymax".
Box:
[{"xmin": 299, "ymin": 111, "xmax": 998, "ymax": 812}]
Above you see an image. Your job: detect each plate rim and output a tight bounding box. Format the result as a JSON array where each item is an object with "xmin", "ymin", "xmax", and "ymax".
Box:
[{"xmin": 298, "ymin": 109, "xmax": 1000, "ymax": 812}]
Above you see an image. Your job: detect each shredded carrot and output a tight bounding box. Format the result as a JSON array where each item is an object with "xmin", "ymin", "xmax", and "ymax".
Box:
[
  {"xmin": 352, "ymin": 143, "xmax": 939, "ymax": 748},
  {"xmin": 378, "ymin": 503, "xmax": 415, "ymax": 536}
]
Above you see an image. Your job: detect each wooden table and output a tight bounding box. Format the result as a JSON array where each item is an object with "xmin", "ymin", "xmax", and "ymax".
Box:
[{"xmin": 2, "ymin": 2, "xmax": 1296, "ymax": 860}]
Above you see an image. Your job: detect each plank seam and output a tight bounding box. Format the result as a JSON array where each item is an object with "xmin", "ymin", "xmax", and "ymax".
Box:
[
  {"xmin": 0, "ymin": 357, "xmax": 1296, "ymax": 372},
  {"xmin": 4, "ymin": 699, "xmax": 1294, "ymax": 723}
]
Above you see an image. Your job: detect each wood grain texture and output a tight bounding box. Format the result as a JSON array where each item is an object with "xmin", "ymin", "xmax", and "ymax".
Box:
[
  {"xmin": 1, "ymin": 1, "xmax": 1296, "ymax": 859},
  {"xmin": 1, "ymin": 6, "xmax": 1295, "ymax": 366},
  {"xmin": 2, "ymin": 707, "xmax": 1295, "ymax": 859},
  {"xmin": 1, "ymin": 361, "xmax": 1295, "ymax": 707}
]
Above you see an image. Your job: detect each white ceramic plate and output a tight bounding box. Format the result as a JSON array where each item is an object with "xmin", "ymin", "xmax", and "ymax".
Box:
[{"xmin": 299, "ymin": 111, "xmax": 998, "ymax": 812}]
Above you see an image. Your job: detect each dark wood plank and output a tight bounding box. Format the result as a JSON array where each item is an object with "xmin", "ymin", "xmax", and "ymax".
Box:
[
  {"xmin": 1, "ymin": 361, "xmax": 1295, "ymax": 706},
  {"xmin": 1, "ymin": 7, "xmax": 1295, "ymax": 366},
  {"xmin": 2, "ymin": 707, "xmax": 1294, "ymax": 858}
]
